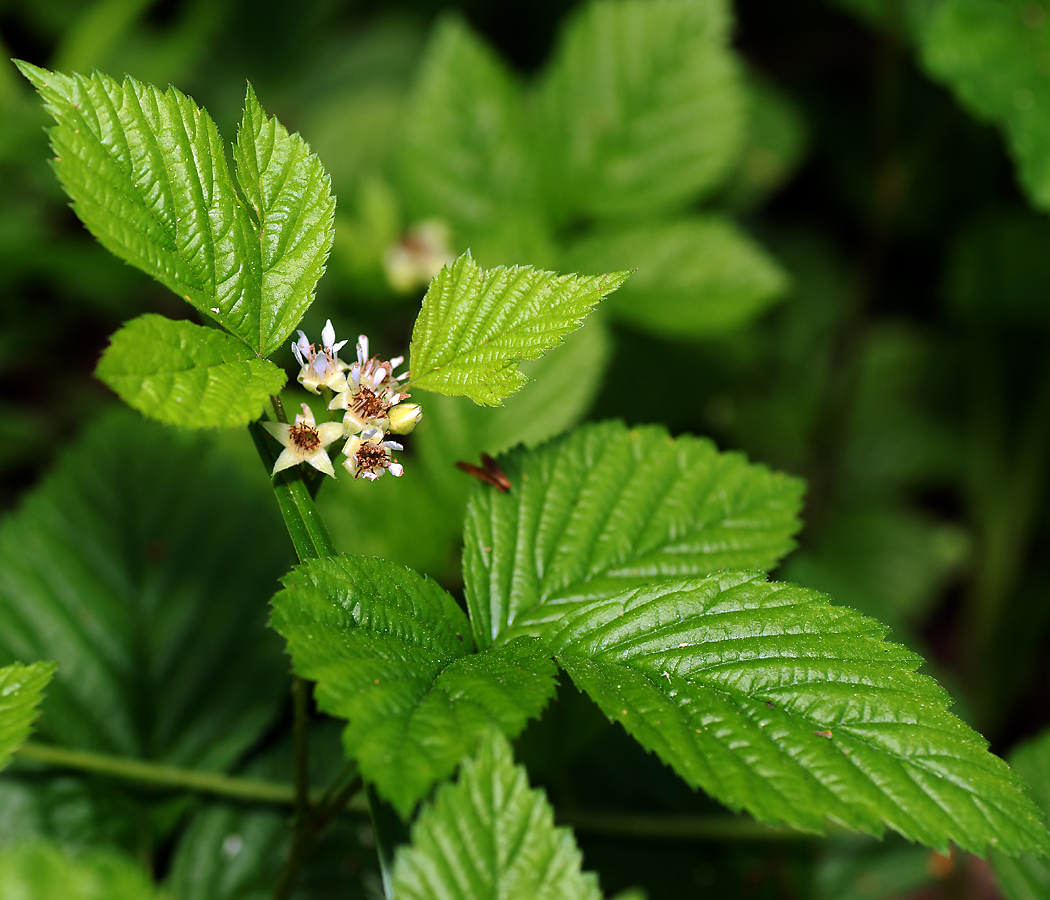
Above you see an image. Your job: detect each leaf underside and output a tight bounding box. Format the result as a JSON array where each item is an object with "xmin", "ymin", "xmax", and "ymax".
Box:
[
  {"xmin": 270, "ymin": 556, "xmax": 558, "ymax": 817},
  {"xmin": 96, "ymin": 314, "xmax": 286, "ymax": 429},
  {"xmin": 16, "ymin": 63, "xmax": 334, "ymax": 356},
  {"xmin": 0, "ymin": 661, "xmax": 57, "ymax": 772},
  {"xmin": 408, "ymin": 252, "xmax": 629, "ymax": 405}
]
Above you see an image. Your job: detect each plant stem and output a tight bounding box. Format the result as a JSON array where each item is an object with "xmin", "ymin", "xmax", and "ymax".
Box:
[
  {"xmin": 15, "ymin": 742, "xmax": 304, "ymax": 805},
  {"xmin": 292, "ymin": 674, "xmax": 311, "ymax": 823}
]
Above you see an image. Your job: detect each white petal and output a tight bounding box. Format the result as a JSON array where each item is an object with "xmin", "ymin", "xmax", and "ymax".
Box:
[
  {"xmin": 261, "ymin": 422, "xmax": 291, "ymax": 445},
  {"xmin": 271, "ymin": 447, "xmax": 301, "ymax": 475},
  {"xmin": 361, "ymin": 470, "xmax": 381, "ymax": 481},
  {"xmin": 371, "ymin": 369, "xmax": 386, "ymax": 389},
  {"xmin": 389, "ymin": 355, "xmax": 404, "ymax": 369},
  {"xmin": 298, "ymin": 404, "xmax": 317, "ymax": 427},
  {"xmin": 383, "ymin": 440, "xmax": 403, "ymax": 451},
  {"xmin": 332, "ymin": 339, "xmax": 349, "ymax": 354},
  {"xmin": 329, "ymin": 391, "xmax": 350, "ymax": 411},
  {"xmin": 322, "ymin": 319, "xmax": 336, "ymax": 351},
  {"xmin": 387, "ymin": 462, "xmax": 404, "ymax": 477},
  {"xmin": 316, "ymin": 422, "xmax": 346, "ymax": 446},
  {"xmin": 357, "ymin": 334, "xmax": 369, "ymax": 365},
  {"xmin": 306, "ymin": 449, "xmax": 336, "ymax": 478},
  {"xmin": 342, "ymin": 456, "xmax": 357, "ymax": 475}
]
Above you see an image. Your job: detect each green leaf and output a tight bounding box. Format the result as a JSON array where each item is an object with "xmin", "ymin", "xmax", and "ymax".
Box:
[
  {"xmin": 391, "ymin": 731, "xmax": 603, "ymax": 900},
  {"xmin": 920, "ymin": 0, "xmax": 1050, "ymax": 212},
  {"xmin": 537, "ymin": 0, "xmax": 745, "ymax": 221},
  {"xmin": 96, "ymin": 315, "xmax": 286, "ymax": 430},
  {"xmin": 0, "ymin": 661, "xmax": 56, "ymax": 771},
  {"xmin": 0, "ymin": 410, "xmax": 290, "ymax": 770},
  {"xmin": 0, "ymin": 842, "xmax": 161, "ymax": 900},
  {"xmin": 408, "ymin": 252, "xmax": 629, "ymax": 405},
  {"xmin": 545, "ymin": 572, "xmax": 1050, "ymax": 856},
  {"xmin": 15, "ymin": 63, "xmax": 334, "ymax": 355},
  {"xmin": 462, "ymin": 421, "xmax": 804, "ymax": 648},
  {"xmin": 992, "ymin": 730, "xmax": 1050, "ymax": 899},
  {"xmin": 270, "ymin": 555, "xmax": 557, "ymax": 817},
  {"xmin": 563, "ymin": 217, "xmax": 789, "ymax": 337},
  {"xmin": 399, "ymin": 16, "xmax": 540, "ymax": 229}
]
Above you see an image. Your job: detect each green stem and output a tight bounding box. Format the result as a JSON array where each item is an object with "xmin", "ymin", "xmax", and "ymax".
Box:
[
  {"xmin": 292, "ymin": 674, "xmax": 311, "ymax": 822},
  {"xmin": 15, "ymin": 742, "xmax": 304, "ymax": 805}
]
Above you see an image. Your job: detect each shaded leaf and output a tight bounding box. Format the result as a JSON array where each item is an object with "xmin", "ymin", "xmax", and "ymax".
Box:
[
  {"xmin": 992, "ymin": 729, "xmax": 1050, "ymax": 899},
  {"xmin": 546, "ymin": 572, "xmax": 1050, "ymax": 856},
  {"xmin": 391, "ymin": 731, "xmax": 603, "ymax": 900},
  {"xmin": 537, "ymin": 0, "xmax": 745, "ymax": 220},
  {"xmin": 0, "ymin": 661, "xmax": 56, "ymax": 771},
  {"xmin": 270, "ymin": 555, "xmax": 557, "ymax": 817},
  {"xmin": 463, "ymin": 421, "xmax": 804, "ymax": 648},
  {"xmin": 96, "ymin": 315, "xmax": 286, "ymax": 430},
  {"xmin": 408, "ymin": 252, "xmax": 628, "ymax": 405}
]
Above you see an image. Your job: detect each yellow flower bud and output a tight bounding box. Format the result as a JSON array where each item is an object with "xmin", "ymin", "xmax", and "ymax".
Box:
[{"xmin": 388, "ymin": 402, "xmax": 423, "ymax": 435}]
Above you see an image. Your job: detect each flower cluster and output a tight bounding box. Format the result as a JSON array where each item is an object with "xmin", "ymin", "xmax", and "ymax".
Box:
[{"xmin": 263, "ymin": 323, "xmax": 421, "ymax": 481}]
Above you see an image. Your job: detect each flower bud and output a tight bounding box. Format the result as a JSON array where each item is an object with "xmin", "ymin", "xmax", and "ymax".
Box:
[{"xmin": 388, "ymin": 402, "xmax": 423, "ymax": 435}]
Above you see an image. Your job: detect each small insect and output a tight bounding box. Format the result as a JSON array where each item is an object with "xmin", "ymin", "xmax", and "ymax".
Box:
[{"xmin": 455, "ymin": 453, "xmax": 511, "ymax": 493}]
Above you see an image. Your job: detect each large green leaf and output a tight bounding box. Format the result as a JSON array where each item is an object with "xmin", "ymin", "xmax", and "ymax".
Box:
[
  {"xmin": 16, "ymin": 64, "xmax": 334, "ymax": 355},
  {"xmin": 408, "ymin": 252, "xmax": 628, "ymax": 405},
  {"xmin": 545, "ymin": 571, "xmax": 1050, "ymax": 856},
  {"xmin": 96, "ymin": 315, "xmax": 287, "ymax": 430},
  {"xmin": 462, "ymin": 421, "xmax": 804, "ymax": 648},
  {"xmin": 391, "ymin": 731, "xmax": 603, "ymax": 900},
  {"xmin": 399, "ymin": 16, "xmax": 540, "ymax": 229},
  {"xmin": 0, "ymin": 842, "xmax": 161, "ymax": 900},
  {"xmin": 270, "ymin": 556, "xmax": 557, "ymax": 817},
  {"xmin": 920, "ymin": 0, "xmax": 1050, "ymax": 212},
  {"xmin": 0, "ymin": 661, "xmax": 56, "ymax": 771},
  {"xmin": 537, "ymin": 0, "xmax": 745, "ymax": 221},
  {"xmin": 0, "ymin": 410, "xmax": 290, "ymax": 770},
  {"xmin": 563, "ymin": 217, "xmax": 789, "ymax": 338},
  {"xmin": 992, "ymin": 730, "xmax": 1050, "ymax": 899}
]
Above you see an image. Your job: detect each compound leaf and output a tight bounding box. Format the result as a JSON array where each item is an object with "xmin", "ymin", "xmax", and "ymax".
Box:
[
  {"xmin": 270, "ymin": 556, "xmax": 557, "ymax": 818},
  {"xmin": 96, "ymin": 314, "xmax": 286, "ymax": 430},
  {"xmin": 16, "ymin": 63, "xmax": 334, "ymax": 355},
  {"xmin": 0, "ymin": 661, "xmax": 56, "ymax": 772},
  {"xmin": 546, "ymin": 572, "xmax": 1050, "ymax": 856},
  {"xmin": 463, "ymin": 421, "xmax": 804, "ymax": 648},
  {"xmin": 391, "ymin": 731, "xmax": 603, "ymax": 900},
  {"xmin": 992, "ymin": 730, "xmax": 1050, "ymax": 899},
  {"xmin": 537, "ymin": 0, "xmax": 745, "ymax": 221},
  {"xmin": 408, "ymin": 252, "xmax": 628, "ymax": 405}
]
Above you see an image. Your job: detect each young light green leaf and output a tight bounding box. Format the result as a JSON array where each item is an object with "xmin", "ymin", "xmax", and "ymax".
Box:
[
  {"xmin": 545, "ymin": 572, "xmax": 1050, "ymax": 857},
  {"xmin": 0, "ymin": 410, "xmax": 290, "ymax": 770},
  {"xmin": 0, "ymin": 661, "xmax": 56, "ymax": 772},
  {"xmin": 270, "ymin": 556, "xmax": 557, "ymax": 817},
  {"xmin": 537, "ymin": 0, "xmax": 745, "ymax": 221},
  {"xmin": 563, "ymin": 217, "xmax": 789, "ymax": 337},
  {"xmin": 408, "ymin": 252, "xmax": 629, "ymax": 405},
  {"xmin": 463, "ymin": 421, "xmax": 804, "ymax": 648},
  {"xmin": 399, "ymin": 16, "xmax": 541, "ymax": 229},
  {"xmin": 921, "ymin": 0, "xmax": 1050, "ymax": 212},
  {"xmin": 15, "ymin": 63, "xmax": 334, "ymax": 355},
  {"xmin": 391, "ymin": 731, "xmax": 603, "ymax": 900},
  {"xmin": 96, "ymin": 314, "xmax": 286, "ymax": 430},
  {"xmin": 992, "ymin": 730, "xmax": 1050, "ymax": 899},
  {"xmin": 0, "ymin": 842, "xmax": 162, "ymax": 900}
]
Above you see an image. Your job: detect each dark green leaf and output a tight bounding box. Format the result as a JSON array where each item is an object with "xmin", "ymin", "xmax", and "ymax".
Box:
[
  {"xmin": 391, "ymin": 731, "xmax": 603, "ymax": 900},
  {"xmin": 463, "ymin": 421, "xmax": 804, "ymax": 648},
  {"xmin": 270, "ymin": 556, "xmax": 557, "ymax": 817},
  {"xmin": 0, "ymin": 661, "xmax": 56, "ymax": 771},
  {"xmin": 992, "ymin": 730, "xmax": 1050, "ymax": 899},
  {"xmin": 96, "ymin": 315, "xmax": 286, "ymax": 430}
]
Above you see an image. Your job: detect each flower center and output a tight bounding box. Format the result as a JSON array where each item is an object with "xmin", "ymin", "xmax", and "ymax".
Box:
[
  {"xmin": 352, "ymin": 387, "xmax": 389, "ymax": 419},
  {"xmin": 290, "ymin": 422, "xmax": 321, "ymax": 453},
  {"xmin": 355, "ymin": 442, "xmax": 388, "ymax": 472}
]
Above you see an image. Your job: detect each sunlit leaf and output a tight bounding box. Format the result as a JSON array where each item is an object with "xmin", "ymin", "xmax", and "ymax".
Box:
[
  {"xmin": 391, "ymin": 731, "xmax": 603, "ymax": 900},
  {"xmin": 0, "ymin": 842, "xmax": 160, "ymax": 899},
  {"xmin": 96, "ymin": 315, "xmax": 286, "ymax": 430},
  {"xmin": 0, "ymin": 661, "xmax": 56, "ymax": 772}
]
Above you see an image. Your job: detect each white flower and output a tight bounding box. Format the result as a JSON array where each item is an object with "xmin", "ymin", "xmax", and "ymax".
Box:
[
  {"xmin": 262, "ymin": 404, "xmax": 344, "ymax": 478},
  {"xmin": 342, "ymin": 427, "xmax": 404, "ymax": 480},
  {"xmin": 291, "ymin": 320, "xmax": 350, "ymax": 394},
  {"xmin": 328, "ymin": 334, "xmax": 411, "ymax": 434},
  {"xmin": 384, "ymin": 220, "xmax": 455, "ymax": 293}
]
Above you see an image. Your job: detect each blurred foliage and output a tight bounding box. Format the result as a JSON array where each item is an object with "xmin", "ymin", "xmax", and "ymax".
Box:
[{"xmin": 1, "ymin": 0, "xmax": 1049, "ymax": 896}]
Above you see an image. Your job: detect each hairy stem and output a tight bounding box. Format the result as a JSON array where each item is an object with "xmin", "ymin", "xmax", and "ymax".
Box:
[{"xmin": 15, "ymin": 742, "xmax": 306, "ymax": 805}]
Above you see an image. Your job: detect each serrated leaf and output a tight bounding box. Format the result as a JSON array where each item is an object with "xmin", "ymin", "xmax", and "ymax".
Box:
[
  {"xmin": 0, "ymin": 842, "xmax": 161, "ymax": 900},
  {"xmin": 0, "ymin": 410, "xmax": 290, "ymax": 770},
  {"xmin": 96, "ymin": 314, "xmax": 286, "ymax": 430},
  {"xmin": 270, "ymin": 556, "xmax": 557, "ymax": 817},
  {"xmin": 408, "ymin": 252, "xmax": 628, "ymax": 405},
  {"xmin": 0, "ymin": 661, "xmax": 56, "ymax": 771},
  {"xmin": 463, "ymin": 421, "xmax": 804, "ymax": 648},
  {"xmin": 920, "ymin": 0, "xmax": 1050, "ymax": 212},
  {"xmin": 399, "ymin": 16, "xmax": 541, "ymax": 229},
  {"xmin": 537, "ymin": 0, "xmax": 745, "ymax": 221},
  {"xmin": 15, "ymin": 63, "xmax": 334, "ymax": 355},
  {"xmin": 992, "ymin": 730, "xmax": 1050, "ymax": 899},
  {"xmin": 391, "ymin": 731, "xmax": 603, "ymax": 900},
  {"xmin": 543, "ymin": 571, "xmax": 1050, "ymax": 856},
  {"xmin": 563, "ymin": 217, "xmax": 789, "ymax": 337}
]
